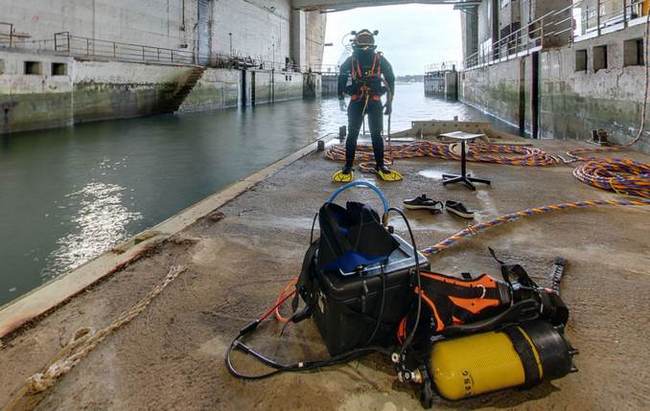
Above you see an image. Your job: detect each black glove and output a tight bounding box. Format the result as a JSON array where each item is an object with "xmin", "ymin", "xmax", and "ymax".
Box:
[{"xmin": 384, "ymin": 102, "xmax": 392, "ymax": 115}]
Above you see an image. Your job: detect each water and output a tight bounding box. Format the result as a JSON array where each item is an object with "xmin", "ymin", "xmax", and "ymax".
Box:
[{"xmin": 0, "ymin": 83, "xmax": 518, "ymax": 306}]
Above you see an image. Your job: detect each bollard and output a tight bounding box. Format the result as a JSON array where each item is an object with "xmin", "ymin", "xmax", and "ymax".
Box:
[
  {"xmin": 338, "ymin": 126, "xmax": 346, "ymax": 142},
  {"xmin": 317, "ymin": 140, "xmax": 325, "ymax": 152}
]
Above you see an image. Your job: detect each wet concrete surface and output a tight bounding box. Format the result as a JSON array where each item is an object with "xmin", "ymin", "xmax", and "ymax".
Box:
[{"xmin": 1, "ymin": 139, "xmax": 649, "ymax": 410}]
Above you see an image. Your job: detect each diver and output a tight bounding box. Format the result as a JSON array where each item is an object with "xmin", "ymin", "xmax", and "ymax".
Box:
[{"xmin": 333, "ymin": 29, "xmax": 401, "ymax": 183}]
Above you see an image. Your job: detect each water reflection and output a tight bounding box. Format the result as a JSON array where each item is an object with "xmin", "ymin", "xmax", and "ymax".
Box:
[
  {"xmin": 0, "ymin": 83, "xmax": 519, "ymax": 305},
  {"xmin": 41, "ymin": 182, "xmax": 142, "ymax": 278}
]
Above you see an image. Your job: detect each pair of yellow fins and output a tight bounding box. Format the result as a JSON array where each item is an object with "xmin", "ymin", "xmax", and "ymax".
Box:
[{"xmin": 332, "ymin": 168, "xmax": 403, "ymax": 183}]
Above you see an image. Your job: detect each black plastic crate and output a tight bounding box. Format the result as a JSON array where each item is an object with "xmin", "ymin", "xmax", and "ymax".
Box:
[{"xmin": 312, "ymin": 234, "xmax": 430, "ymax": 356}]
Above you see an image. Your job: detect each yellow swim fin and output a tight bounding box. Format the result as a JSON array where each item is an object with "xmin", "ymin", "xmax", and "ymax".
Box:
[
  {"xmin": 376, "ymin": 167, "xmax": 403, "ymax": 182},
  {"xmin": 332, "ymin": 169, "xmax": 354, "ymax": 183}
]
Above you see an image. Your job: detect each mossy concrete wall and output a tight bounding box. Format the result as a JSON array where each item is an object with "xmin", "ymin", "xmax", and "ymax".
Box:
[
  {"xmin": 1, "ymin": 49, "xmax": 196, "ymax": 133},
  {"xmin": 0, "ymin": 49, "xmax": 74, "ymax": 133},
  {"xmin": 460, "ymin": 23, "xmax": 650, "ymax": 153},
  {"xmin": 539, "ymin": 24, "xmax": 650, "ymax": 152},
  {"xmin": 459, "ymin": 57, "xmax": 531, "ymax": 133},
  {"xmin": 73, "ymin": 61, "xmax": 194, "ymax": 123},
  {"xmin": 249, "ymin": 70, "xmax": 304, "ymax": 105},
  {"xmin": 2, "ymin": 47, "xmax": 314, "ymax": 134},
  {"xmin": 321, "ymin": 74, "xmax": 337, "ymax": 97},
  {"xmin": 2, "ymin": 49, "xmax": 313, "ymax": 134},
  {"xmin": 178, "ymin": 68, "xmax": 241, "ymax": 112}
]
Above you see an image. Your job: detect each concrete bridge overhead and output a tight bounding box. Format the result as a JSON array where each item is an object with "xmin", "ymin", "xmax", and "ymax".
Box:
[{"xmin": 293, "ymin": 0, "xmax": 480, "ymax": 12}]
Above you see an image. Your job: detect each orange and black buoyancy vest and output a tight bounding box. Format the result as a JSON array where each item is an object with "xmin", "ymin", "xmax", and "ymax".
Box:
[
  {"xmin": 397, "ymin": 271, "xmax": 512, "ymax": 343},
  {"xmin": 350, "ymin": 52, "xmax": 384, "ymax": 102}
]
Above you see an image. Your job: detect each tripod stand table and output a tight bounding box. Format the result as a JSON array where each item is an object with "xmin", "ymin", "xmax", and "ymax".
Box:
[{"xmin": 439, "ymin": 131, "xmax": 491, "ymax": 191}]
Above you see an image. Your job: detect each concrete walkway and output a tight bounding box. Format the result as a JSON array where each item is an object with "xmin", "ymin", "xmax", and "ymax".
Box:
[{"xmin": 1, "ymin": 140, "xmax": 649, "ymax": 410}]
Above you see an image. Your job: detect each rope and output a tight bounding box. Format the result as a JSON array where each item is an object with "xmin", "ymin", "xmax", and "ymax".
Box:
[
  {"xmin": 420, "ymin": 198, "xmax": 650, "ymax": 255},
  {"xmin": 4, "ymin": 265, "xmax": 187, "ymax": 411},
  {"xmin": 327, "ymin": 139, "xmax": 650, "ymax": 198},
  {"xmin": 325, "ymin": 140, "xmax": 559, "ymax": 173},
  {"xmin": 572, "ymin": 158, "xmax": 650, "ymax": 198}
]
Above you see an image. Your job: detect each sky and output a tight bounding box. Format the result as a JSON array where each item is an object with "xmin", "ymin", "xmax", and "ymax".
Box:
[{"xmin": 322, "ymin": 4, "xmax": 463, "ymax": 76}]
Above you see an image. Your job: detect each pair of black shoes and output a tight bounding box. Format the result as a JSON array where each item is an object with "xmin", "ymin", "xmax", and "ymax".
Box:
[{"xmin": 403, "ymin": 194, "xmax": 474, "ymax": 219}]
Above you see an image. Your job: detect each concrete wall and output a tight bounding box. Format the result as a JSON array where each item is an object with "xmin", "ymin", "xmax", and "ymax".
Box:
[
  {"xmin": 461, "ymin": 7, "xmax": 479, "ymax": 60},
  {"xmin": 305, "ymin": 11, "xmax": 326, "ymax": 69},
  {"xmin": 460, "ymin": 22, "xmax": 650, "ymax": 152},
  {"xmin": 179, "ymin": 68, "xmax": 240, "ymax": 112},
  {"xmin": 477, "ymin": 0, "xmax": 493, "ymax": 53},
  {"xmin": 539, "ymin": 23, "xmax": 650, "ymax": 151},
  {"xmin": 0, "ymin": 49, "xmax": 74, "ymax": 133},
  {"xmin": 460, "ymin": 56, "xmax": 530, "ymax": 131},
  {"xmin": 1, "ymin": 47, "xmax": 308, "ymax": 133},
  {"xmin": 212, "ymin": 0, "xmax": 291, "ymax": 64},
  {"xmin": 0, "ymin": 49, "xmax": 195, "ymax": 132},
  {"xmin": 273, "ymin": 71, "xmax": 303, "ymax": 102},
  {"xmin": 252, "ymin": 70, "xmax": 273, "ymax": 105},
  {"xmin": 424, "ymin": 70, "xmax": 458, "ymax": 99},
  {"xmin": 302, "ymin": 71, "xmax": 321, "ymax": 98},
  {"xmin": 2, "ymin": 0, "xmax": 326, "ymax": 72},
  {"xmin": 73, "ymin": 60, "xmax": 193, "ymax": 123},
  {"xmin": 2, "ymin": 0, "xmax": 196, "ymax": 52},
  {"xmin": 321, "ymin": 74, "xmax": 337, "ymax": 96}
]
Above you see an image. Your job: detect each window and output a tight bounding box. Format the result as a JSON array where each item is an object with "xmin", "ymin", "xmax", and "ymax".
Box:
[
  {"xmin": 624, "ymin": 38, "xmax": 644, "ymax": 67},
  {"xmin": 593, "ymin": 45, "xmax": 608, "ymax": 71},
  {"xmin": 576, "ymin": 50, "xmax": 588, "ymax": 71},
  {"xmin": 24, "ymin": 61, "xmax": 42, "ymax": 75},
  {"xmin": 51, "ymin": 62, "xmax": 67, "ymax": 75}
]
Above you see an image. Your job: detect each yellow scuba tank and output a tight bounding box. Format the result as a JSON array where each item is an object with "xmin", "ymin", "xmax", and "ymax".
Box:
[{"xmin": 430, "ymin": 321, "xmax": 577, "ymax": 400}]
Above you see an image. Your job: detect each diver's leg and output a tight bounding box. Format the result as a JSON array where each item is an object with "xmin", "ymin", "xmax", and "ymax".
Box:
[
  {"xmin": 367, "ymin": 101, "xmax": 385, "ymax": 169},
  {"xmin": 345, "ymin": 101, "xmax": 364, "ymax": 168}
]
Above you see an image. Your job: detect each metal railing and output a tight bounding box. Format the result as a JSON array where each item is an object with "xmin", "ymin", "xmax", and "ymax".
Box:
[
  {"xmin": 52, "ymin": 32, "xmax": 195, "ymax": 65},
  {"xmin": 463, "ymin": 5, "xmax": 568, "ymax": 69},
  {"xmin": 2, "ymin": 26, "xmax": 328, "ymax": 74},
  {"xmin": 0, "ymin": 22, "xmax": 14, "ymax": 47},
  {"xmin": 576, "ymin": 0, "xmax": 646, "ymax": 37},
  {"xmin": 463, "ymin": 1, "xmax": 649, "ymax": 70},
  {"xmin": 425, "ymin": 61, "xmax": 459, "ymax": 73}
]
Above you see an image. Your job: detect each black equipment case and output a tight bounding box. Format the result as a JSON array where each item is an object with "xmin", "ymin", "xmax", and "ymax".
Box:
[{"xmin": 311, "ymin": 234, "xmax": 429, "ymax": 356}]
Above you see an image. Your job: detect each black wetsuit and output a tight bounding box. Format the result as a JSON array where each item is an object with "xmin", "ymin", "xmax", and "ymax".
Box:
[{"xmin": 338, "ymin": 50, "xmax": 395, "ymax": 169}]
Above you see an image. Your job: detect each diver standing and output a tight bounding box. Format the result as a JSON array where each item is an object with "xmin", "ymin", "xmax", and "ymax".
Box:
[{"xmin": 333, "ymin": 29, "xmax": 401, "ymax": 183}]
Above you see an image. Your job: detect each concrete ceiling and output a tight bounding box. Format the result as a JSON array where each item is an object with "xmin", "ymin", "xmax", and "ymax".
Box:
[{"xmin": 293, "ymin": 0, "xmax": 481, "ymax": 12}]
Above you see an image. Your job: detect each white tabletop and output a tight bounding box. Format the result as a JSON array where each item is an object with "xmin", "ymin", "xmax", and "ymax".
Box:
[{"xmin": 439, "ymin": 131, "xmax": 485, "ymax": 141}]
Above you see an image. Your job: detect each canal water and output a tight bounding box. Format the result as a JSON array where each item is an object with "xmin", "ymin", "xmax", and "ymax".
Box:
[{"xmin": 0, "ymin": 83, "xmax": 519, "ymax": 306}]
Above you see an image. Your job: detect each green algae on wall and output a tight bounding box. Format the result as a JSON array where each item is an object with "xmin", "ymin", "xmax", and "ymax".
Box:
[
  {"xmin": 179, "ymin": 68, "xmax": 241, "ymax": 112},
  {"xmin": 0, "ymin": 92, "xmax": 73, "ymax": 132},
  {"xmin": 73, "ymin": 82, "xmax": 179, "ymax": 123}
]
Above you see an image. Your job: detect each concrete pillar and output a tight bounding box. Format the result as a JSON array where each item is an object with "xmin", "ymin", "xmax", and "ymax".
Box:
[{"xmin": 291, "ymin": 10, "xmax": 307, "ymax": 71}]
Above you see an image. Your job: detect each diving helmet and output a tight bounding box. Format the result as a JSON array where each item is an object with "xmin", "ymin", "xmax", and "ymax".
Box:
[{"xmin": 351, "ymin": 29, "xmax": 378, "ymax": 51}]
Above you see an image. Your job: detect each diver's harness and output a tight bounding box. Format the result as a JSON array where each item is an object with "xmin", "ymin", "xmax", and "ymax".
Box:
[
  {"xmin": 349, "ymin": 52, "xmax": 386, "ymax": 104},
  {"xmin": 226, "ymin": 182, "xmax": 577, "ymax": 406}
]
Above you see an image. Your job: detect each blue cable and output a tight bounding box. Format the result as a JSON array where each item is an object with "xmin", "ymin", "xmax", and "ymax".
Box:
[{"xmin": 326, "ymin": 181, "xmax": 389, "ymax": 213}]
